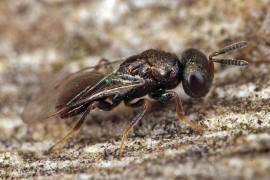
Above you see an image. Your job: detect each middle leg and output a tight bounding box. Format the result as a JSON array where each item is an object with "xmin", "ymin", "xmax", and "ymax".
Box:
[{"xmin": 118, "ymin": 98, "xmax": 150, "ymax": 158}]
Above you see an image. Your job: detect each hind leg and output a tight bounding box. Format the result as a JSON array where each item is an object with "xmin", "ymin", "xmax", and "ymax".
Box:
[
  {"xmin": 95, "ymin": 58, "xmax": 111, "ymax": 71},
  {"xmin": 48, "ymin": 102, "xmax": 98, "ymax": 153},
  {"xmin": 48, "ymin": 95, "xmax": 123, "ymax": 153}
]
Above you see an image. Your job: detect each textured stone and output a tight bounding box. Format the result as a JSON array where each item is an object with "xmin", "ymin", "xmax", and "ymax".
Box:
[{"xmin": 0, "ymin": 0, "xmax": 270, "ymax": 179}]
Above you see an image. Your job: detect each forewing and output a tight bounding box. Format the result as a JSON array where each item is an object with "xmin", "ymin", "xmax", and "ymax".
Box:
[
  {"xmin": 64, "ymin": 73, "xmax": 146, "ymax": 109},
  {"xmin": 21, "ymin": 75, "xmax": 67, "ymax": 124},
  {"xmin": 21, "ymin": 59, "xmax": 124, "ymax": 124}
]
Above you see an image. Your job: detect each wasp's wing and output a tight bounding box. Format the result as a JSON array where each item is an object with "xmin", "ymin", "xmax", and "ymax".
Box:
[
  {"xmin": 52, "ymin": 72, "xmax": 146, "ymax": 118},
  {"xmin": 54, "ymin": 58, "xmax": 124, "ymax": 89},
  {"xmin": 21, "ymin": 71, "xmax": 106, "ymax": 124},
  {"xmin": 21, "ymin": 59, "xmax": 125, "ymax": 124}
]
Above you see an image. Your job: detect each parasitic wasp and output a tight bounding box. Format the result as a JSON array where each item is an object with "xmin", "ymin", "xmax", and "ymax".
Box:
[{"xmin": 22, "ymin": 42, "xmax": 248, "ymax": 157}]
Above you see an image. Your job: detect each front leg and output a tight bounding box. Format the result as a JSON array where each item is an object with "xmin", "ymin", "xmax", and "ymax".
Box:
[{"xmin": 149, "ymin": 91, "xmax": 203, "ymax": 133}]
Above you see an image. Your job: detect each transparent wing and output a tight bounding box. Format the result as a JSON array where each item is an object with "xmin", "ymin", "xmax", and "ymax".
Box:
[
  {"xmin": 54, "ymin": 58, "xmax": 124, "ymax": 89},
  {"xmin": 61, "ymin": 72, "xmax": 146, "ymax": 110},
  {"xmin": 21, "ymin": 58, "xmax": 125, "ymax": 124}
]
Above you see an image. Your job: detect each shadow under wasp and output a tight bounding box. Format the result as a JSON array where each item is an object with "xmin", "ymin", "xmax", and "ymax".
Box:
[{"xmin": 22, "ymin": 41, "xmax": 248, "ymax": 157}]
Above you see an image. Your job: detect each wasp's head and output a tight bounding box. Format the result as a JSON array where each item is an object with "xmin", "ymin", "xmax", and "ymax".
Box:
[
  {"xmin": 180, "ymin": 41, "xmax": 248, "ymax": 98},
  {"xmin": 180, "ymin": 48, "xmax": 212, "ymax": 98}
]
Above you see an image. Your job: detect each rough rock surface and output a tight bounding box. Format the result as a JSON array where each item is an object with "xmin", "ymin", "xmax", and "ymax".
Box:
[{"xmin": 0, "ymin": 0, "xmax": 270, "ymax": 179}]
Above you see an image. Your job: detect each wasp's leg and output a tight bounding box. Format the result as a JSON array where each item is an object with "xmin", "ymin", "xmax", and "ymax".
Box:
[
  {"xmin": 118, "ymin": 99, "xmax": 150, "ymax": 158},
  {"xmin": 97, "ymin": 100, "xmax": 116, "ymax": 111},
  {"xmin": 97, "ymin": 95, "xmax": 123, "ymax": 111},
  {"xmin": 150, "ymin": 91, "xmax": 202, "ymax": 133},
  {"xmin": 97, "ymin": 58, "xmax": 110, "ymax": 65},
  {"xmin": 95, "ymin": 58, "xmax": 112, "ymax": 71},
  {"xmin": 48, "ymin": 102, "xmax": 98, "ymax": 153}
]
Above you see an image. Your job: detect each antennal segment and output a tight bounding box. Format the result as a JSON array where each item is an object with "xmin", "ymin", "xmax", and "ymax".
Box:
[
  {"xmin": 212, "ymin": 58, "xmax": 249, "ymax": 66},
  {"xmin": 210, "ymin": 41, "xmax": 247, "ymax": 57},
  {"xmin": 208, "ymin": 41, "xmax": 248, "ymax": 79}
]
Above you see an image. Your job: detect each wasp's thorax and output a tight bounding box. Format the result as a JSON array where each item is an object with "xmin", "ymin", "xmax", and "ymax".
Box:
[
  {"xmin": 141, "ymin": 49, "xmax": 183, "ymax": 89},
  {"xmin": 119, "ymin": 49, "xmax": 183, "ymax": 90},
  {"xmin": 180, "ymin": 48, "xmax": 212, "ymax": 98}
]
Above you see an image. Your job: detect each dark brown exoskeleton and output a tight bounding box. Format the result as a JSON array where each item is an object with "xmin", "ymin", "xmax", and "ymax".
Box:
[{"xmin": 22, "ymin": 42, "xmax": 248, "ymax": 157}]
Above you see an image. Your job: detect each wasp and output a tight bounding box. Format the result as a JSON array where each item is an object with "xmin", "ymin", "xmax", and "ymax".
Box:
[{"xmin": 22, "ymin": 41, "xmax": 248, "ymax": 157}]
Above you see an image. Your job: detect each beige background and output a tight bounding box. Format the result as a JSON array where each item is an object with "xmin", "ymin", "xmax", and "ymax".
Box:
[{"xmin": 0, "ymin": 0, "xmax": 270, "ymax": 179}]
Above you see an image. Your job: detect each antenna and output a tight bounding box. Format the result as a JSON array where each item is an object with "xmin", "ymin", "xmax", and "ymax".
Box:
[
  {"xmin": 209, "ymin": 41, "xmax": 248, "ymax": 66},
  {"xmin": 208, "ymin": 41, "xmax": 248, "ymax": 79},
  {"xmin": 212, "ymin": 58, "xmax": 248, "ymax": 66}
]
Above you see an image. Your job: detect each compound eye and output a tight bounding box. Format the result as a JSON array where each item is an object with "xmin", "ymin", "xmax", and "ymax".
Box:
[{"xmin": 187, "ymin": 71, "xmax": 207, "ymax": 95}]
